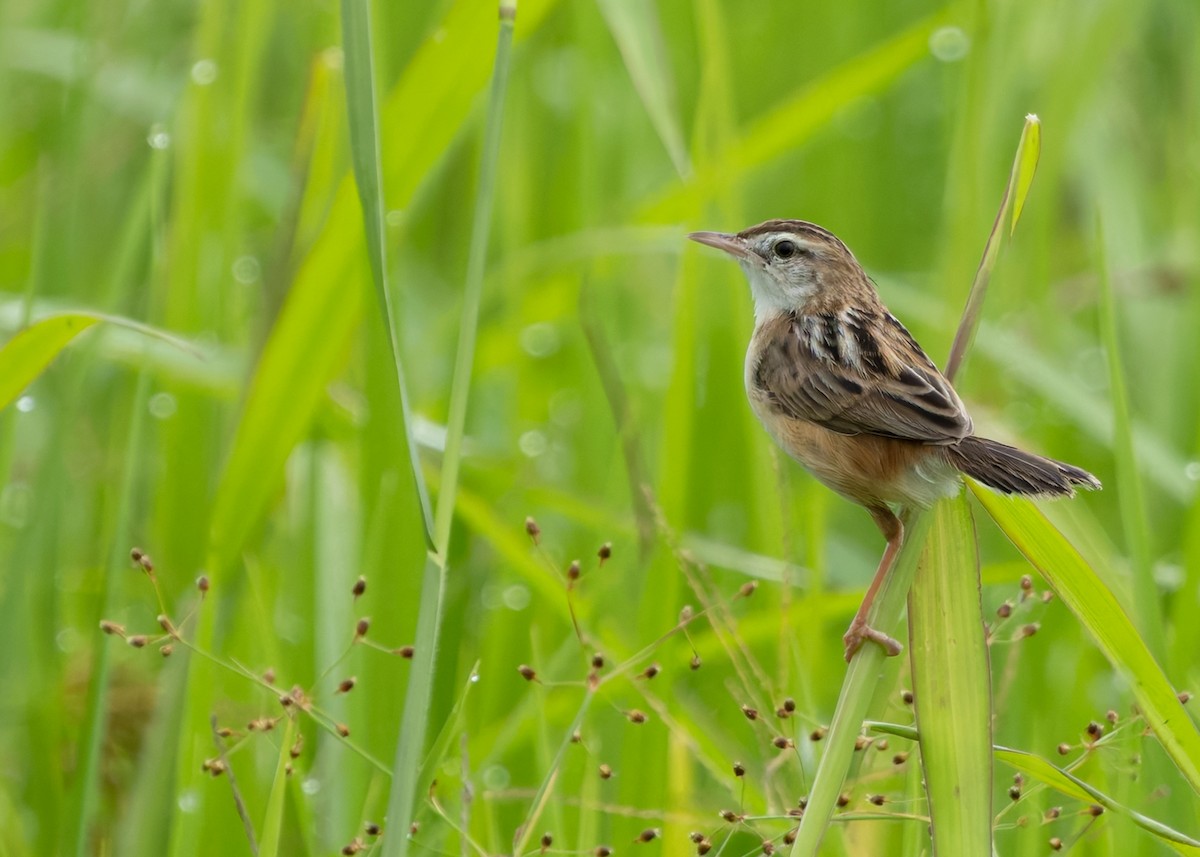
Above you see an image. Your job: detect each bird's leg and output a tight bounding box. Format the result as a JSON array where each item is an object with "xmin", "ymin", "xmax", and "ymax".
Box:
[{"xmin": 842, "ymin": 506, "xmax": 905, "ymax": 662}]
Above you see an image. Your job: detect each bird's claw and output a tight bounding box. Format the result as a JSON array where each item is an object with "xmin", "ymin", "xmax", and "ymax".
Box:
[{"xmin": 843, "ymin": 617, "xmax": 903, "ymax": 662}]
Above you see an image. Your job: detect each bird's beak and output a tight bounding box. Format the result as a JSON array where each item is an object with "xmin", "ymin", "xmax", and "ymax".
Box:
[{"xmin": 688, "ymin": 231, "xmax": 750, "ymax": 260}]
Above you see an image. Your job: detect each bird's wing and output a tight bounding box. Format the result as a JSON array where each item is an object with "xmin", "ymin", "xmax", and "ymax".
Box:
[{"xmin": 753, "ymin": 310, "xmax": 972, "ymax": 443}]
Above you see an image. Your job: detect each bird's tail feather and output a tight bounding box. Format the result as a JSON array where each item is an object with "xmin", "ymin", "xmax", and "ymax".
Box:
[{"xmin": 945, "ymin": 436, "xmax": 1101, "ymax": 497}]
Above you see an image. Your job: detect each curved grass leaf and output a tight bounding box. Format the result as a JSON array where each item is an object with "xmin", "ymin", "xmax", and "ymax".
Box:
[
  {"xmin": 971, "ymin": 485, "xmax": 1200, "ymax": 792},
  {"xmin": 908, "ymin": 494, "xmax": 991, "ymax": 855},
  {"xmin": 0, "ymin": 312, "xmax": 200, "ymax": 412},
  {"xmin": 996, "ymin": 747, "xmax": 1200, "ymax": 856},
  {"xmin": 0, "ymin": 314, "xmax": 100, "ymax": 410},
  {"xmin": 870, "ymin": 721, "xmax": 1200, "ymax": 855}
]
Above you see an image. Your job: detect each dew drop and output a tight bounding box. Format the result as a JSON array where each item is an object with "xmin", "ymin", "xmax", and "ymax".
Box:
[
  {"xmin": 147, "ymin": 124, "xmax": 171, "ymax": 150},
  {"xmin": 519, "ymin": 430, "xmax": 548, "ymax": 458},
  {"xmin": 232, "ymin": 255, "xmax": 261, "ymax": 285},
  {"xmin": 520, "ymin": 322, "xmax": 560, "ymax": 358},
  {"xmin": 149, "ymin": 392, "xmax": 177, "ymax": 420},
  {"xmin": 482, "ymin": 764, "xmax": 511, "ymax": 790},
  {"xmin": 502, "ymin": 584, "xmax": 531, "ymax": 611},
  {"xmin": 15, "ymin": 396, "xmax": 34, "ymax": 413},
  {"xmin": 190, "ymin": 59, "xmax": 218, "ymax": 86},
  {"xmin": 0, "ymin": 482, "xmax": 32, "ymax": 528},
  {"xmin": 929, "ymin": 26, "xmax": 970, "ymax": 62}
]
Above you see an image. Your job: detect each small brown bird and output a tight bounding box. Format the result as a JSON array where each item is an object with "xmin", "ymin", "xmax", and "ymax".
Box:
[{"xmin": 690, "ymin": 220, "xmax": 1099, "ymax": 661}]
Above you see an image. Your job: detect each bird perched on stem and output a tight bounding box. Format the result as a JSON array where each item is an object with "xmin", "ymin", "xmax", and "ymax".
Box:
[{"xmin": 690, "ymin": 220, "xmax": 1099, "ymax": 661}]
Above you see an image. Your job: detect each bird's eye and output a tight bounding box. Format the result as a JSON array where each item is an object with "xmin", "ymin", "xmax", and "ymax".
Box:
[{"xmin": 773, "ymin": 239, "xmax": 798, "ymax": 259}]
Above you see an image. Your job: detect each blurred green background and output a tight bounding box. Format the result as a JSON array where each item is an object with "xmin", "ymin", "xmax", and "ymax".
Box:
[{"xmin": 1, "ymin": 0, "xmax": 1198, "ymax": 854}]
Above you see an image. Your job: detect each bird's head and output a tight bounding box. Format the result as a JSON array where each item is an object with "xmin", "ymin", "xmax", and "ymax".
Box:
[{"xmin": 689, "ymin": 220, "xmax": 871, "ymax": 321}]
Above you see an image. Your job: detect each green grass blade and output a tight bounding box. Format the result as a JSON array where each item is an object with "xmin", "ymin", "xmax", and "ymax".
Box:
[
  {"xmin": 0, "ymin": 312, "xmax": 199, "ymax": 412},
  {"xmin": 595, "ymin": 0, "xmax": 690, "ymax": 178},
  {"xmin": 380, "ymin": 553, "xmax": 446, "ymax": 857},
  {"xmin": 995, "ymin": 747, "xmax": 1200, "ymax": 855},
  {"xmin": 258, "ymin": 716, "xmax": 295, "ymax": 857},
  {"xmin": 970, "ymin": 485, "xmax": 1200, "ymax": 792},
  {"xmin": 207, "ymin": 223, "xmax": 365, "ymax": 568},
  {"xmin": 792, "ymin": 509, "xmax": 933, "ymax": 855},
  {"xmin": 340, "ymin": 0, "xmax": 434, "ymax": 548},
  {"xmin": 908, "ymin": 494, "xmax": 992, "ymax": 855},
  {"xmin": 383, "ymin": 6, "xmax": 516, "ymax": 855},
  {"xmin": 945, "ymin": 114, "xmax": 1041, "ymax": 382},
  {"xmin": 871, "ymin": 722, "xmax": 1200, "ymax": 854},
  {"xmin": 1008, "ymin": 115, "xmax": 1041, "ymax": 235},
  {"xmin": 432, "ymin": 0, "xmax": 516, "ymax": 555},
  {"xmin": 65, "ymin": 369, "xmax": 151, "ymax": 856},
  {"xmin": 0, "ymin": 314, "xmax": 100, "ymax": 409},
  {"xmin": 1096, "ymin": 214, "xmax": 1162, "ymax": 654},
  {"xmin": 640, "ymin": 10, "xmax": 946, "ymax": 218}
]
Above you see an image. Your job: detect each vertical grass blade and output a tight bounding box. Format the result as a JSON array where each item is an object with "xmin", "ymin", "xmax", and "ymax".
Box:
[
  {"xmin": 945, "ymin": 114, "xmax": 1041, "ymax": 382},
  {"xmin": 257, "ymin": 716, "xmax": 295, "ymax": 857},
  {"xmin": 908, "ymin": 494, "xmax": 991, "ymax": 854},
  {"xmin": 595, "ymin": 0, "xmax": 691, "ymax": 178},
  {"xmin": 207, "ymin": 221, "xmax": 365, "ymax": 567},
  {"xmin": 971, "ymin": 486, "xmax": 1200, "ymax": 792},
  {"xmin": 340, "ymin": 0, "xmax": 434, "ymax": 546},
  {"xmin": 432, "ymin": 1, "xmax": 515, "ymax": 554},
  {"xmin": 381, "ymin": 5, "xmax": 517, "ymax": 857},
  {"xmin": 1096, "ymin": 215, "xmax": 1162, "ymax": 654},
  {"xmin": 66, "ymin": 369, "xmax": 151, "ymax": 856},
  {"xmin": 792, "ymin": 510, "xmax": 933, "ymax": 855}
]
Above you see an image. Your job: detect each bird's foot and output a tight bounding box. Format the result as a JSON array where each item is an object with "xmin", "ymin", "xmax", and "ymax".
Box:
[{"xmin": 842, "ymin": 617, "xmax": 903, "ymax": 662}]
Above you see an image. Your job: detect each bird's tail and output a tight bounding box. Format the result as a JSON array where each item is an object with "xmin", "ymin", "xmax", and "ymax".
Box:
[{"xmin": 944, "ymin": 436, "xmax": 1101, "ymax": 497}]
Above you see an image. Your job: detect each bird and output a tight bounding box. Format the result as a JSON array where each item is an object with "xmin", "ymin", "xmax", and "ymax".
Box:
[{"xmin": 689, "ymin": 219, "xmax": 1100, "ymax": 661}]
